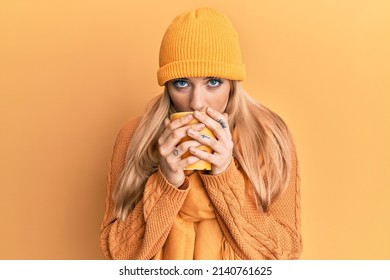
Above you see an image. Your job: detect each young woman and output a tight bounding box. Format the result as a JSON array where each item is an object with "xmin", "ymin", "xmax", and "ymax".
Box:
[{"xmin": 100, "ymin": 8, "xmax": 302, "ymax": 260}]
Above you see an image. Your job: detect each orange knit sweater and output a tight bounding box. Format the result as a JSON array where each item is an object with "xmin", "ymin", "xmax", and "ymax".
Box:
[{"xmin": 100, "ymin": 117, "xmax": 302, "ymax": 260}]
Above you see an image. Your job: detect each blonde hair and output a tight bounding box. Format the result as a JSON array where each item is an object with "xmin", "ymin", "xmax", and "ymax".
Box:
[{"xmin": 113, "ymin": 81, "xmax": 292, "ymax": 220}]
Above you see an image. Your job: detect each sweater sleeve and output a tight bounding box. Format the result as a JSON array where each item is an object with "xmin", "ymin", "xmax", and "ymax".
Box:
[
  {"xmin": 100, "ymin": 119, "xmax": 190, "ymax": 260},
  {"xmin": 199, "ymin": 139, "xmax": 302, "ymax": 260}
]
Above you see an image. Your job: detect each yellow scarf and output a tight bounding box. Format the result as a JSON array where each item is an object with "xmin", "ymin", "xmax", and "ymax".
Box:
[{"xmin": 152, "ymin": 171, "xmax": 240, "ymax": 260}]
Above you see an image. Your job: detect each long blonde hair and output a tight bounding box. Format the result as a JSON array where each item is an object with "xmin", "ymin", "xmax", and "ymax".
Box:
[{"xmin": 113, "ymin": 81, "xmax": 292, "ymax": 220}]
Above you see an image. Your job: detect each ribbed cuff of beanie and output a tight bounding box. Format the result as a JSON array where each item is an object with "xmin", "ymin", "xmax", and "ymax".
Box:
[{"xmin": 157, "ymin": 60, "xmax": 246, "ymax": 86}]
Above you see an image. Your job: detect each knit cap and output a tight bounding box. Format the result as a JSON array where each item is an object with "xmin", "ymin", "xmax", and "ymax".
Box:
[{"xmin": 157, "ymin": 8, "xmax": 246, "ymax": 86}]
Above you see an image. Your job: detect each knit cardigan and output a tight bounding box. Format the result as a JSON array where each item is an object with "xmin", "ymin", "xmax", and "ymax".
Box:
[{"xmin": 100, "ymin": 117, "xmax": 302, "ymax": 260}]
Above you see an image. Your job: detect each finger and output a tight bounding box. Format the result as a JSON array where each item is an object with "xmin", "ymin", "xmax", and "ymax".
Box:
[
  {"xmin": 167, "ymin": 153, "xmax": 200, "ymax": 172},
  {"xmin": 166, "ymin": 139, "xmax": 203, "ymax": 171},
  {"xmin": 171, "ymin": 140, "xmax": 202, "ymax": 158},
  {"xmin": 180, "ymin": 155, "xmax": 201, "ymax": 169},
  {"xmin": 161, "ymin": 113, "xmax": 194, "ymax": 144},
  {"xmin": 188, "ymin": 146, "xmax": 216, "ymax": 165},
  {"xmin": 207, "ymin": 107, "xmax": 232, "ymax": 138},
  {"xmin": 159, "ymin": 116, "xmax": 204, "ymax": 151},
  {"xmin": 164, "ymin": 117, "xmax": 171, "ymax": 127},
  {"xmin": 158, "ymin": 118, "xmax": 172, "ymax": 145},
  {"xmin": 163, "ymin": 122, "xmax": 205, "ymax": 150},
  {"xmin": 186, "ymin": 128, "xmax": 225, "ymax": 154},
  {"xmin": 223, "ymin": 113, "xmax": 229, "ymax": 121},
  {"xmin": 169, "ymin": 113, "xmax": 195, "ymax": 131},
  {"xmin": 193, "ymin": 109, "xmax": 231, "ymax": 142}
]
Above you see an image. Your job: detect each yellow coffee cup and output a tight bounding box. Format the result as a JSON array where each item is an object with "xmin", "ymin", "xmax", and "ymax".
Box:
[{"xmin": 169, "ymin": 112, "xmax": 215, "ymax": 170}]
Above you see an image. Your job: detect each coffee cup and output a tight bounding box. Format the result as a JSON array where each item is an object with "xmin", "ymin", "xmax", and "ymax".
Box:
[{"xmin": 169, "ymin": 112, "xmax": 215, "ymax": 170}]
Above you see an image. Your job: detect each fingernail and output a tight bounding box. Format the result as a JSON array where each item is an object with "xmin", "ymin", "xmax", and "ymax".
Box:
[
  {"xmin": 195, "ymin": 123, "xmax": 205, "ymax": 129},
  {"xmin": 207, "ymin": 107, "xmax": 214, "ymax": 114},
  {"xmin": 194, "ymin": 111, "xmax": 202, "ymax": 118},
  {"xmin": 187, "ymin": 129, "xmax": 195, "ymax": 136}
]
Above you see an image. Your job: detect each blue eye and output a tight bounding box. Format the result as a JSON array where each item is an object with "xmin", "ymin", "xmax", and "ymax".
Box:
[
  {"xmin": 174, "ymin": 79, "xmax": 189, "ymax": 88},
  {"xmin": 208, "ymin": 79, "xmax": 222, "ymax": 87}
]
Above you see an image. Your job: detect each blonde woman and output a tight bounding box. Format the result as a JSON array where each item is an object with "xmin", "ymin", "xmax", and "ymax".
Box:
[{"xmin": 100, "ymin": 8, "xmax": 302, "ymax": 260}]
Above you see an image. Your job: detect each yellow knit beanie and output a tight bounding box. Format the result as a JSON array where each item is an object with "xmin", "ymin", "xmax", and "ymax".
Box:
[{"xmin": 157, "ymin": 8, "xmax": 246, "ymax": 86}]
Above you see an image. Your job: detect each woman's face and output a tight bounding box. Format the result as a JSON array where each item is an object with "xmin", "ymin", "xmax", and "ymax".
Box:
[{"xmin": 166, "ymin": 77, "xmax": 231, "ymax": 113}]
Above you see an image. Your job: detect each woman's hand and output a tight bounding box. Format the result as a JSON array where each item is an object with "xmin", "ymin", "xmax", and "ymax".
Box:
[
  {"xmin": 187, "ymin": 107, "xmax": 234, "ymax": 175},
  {"xmin": 158, "ymin": 113, "xmax": 205, "ymax": 187}
]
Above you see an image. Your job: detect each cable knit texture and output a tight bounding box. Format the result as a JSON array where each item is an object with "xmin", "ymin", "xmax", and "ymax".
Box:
[{"xmin": 100, "ymin": 117, "xmax": 302, "ymax": 260}]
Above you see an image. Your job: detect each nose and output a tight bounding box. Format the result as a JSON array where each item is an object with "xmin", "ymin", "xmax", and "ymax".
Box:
[{"xmin": 189, "ymin": 85, "xmax": 206, "ymax": 111}]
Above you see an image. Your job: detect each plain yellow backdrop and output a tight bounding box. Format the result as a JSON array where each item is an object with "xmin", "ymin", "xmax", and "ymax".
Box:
[{"xmin": 1, "ymin": 0, "xmax": 389, "ymax": 259}]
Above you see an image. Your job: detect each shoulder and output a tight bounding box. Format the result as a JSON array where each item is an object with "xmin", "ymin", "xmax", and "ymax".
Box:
[
  {"xmin": 113, "ymin": 116, "xmax": 144, "ymax": 150},
  {"xmin": 111, "ymin": 116, "xmax": 143, "ymax": 161},
  {"xmin": 258, "ymin": 103, "xmax": 296, "ymax": 150},
  {"xmin": 116, "ymin": 117, "xmax": 143, "ymax": 141},
  {"xmin": 108, "ymin": 116, "xmax": 143, "ymax": 185},
  {"xmin": 253, "ymin": 102, "xmax": 299, "ymax": 179}
]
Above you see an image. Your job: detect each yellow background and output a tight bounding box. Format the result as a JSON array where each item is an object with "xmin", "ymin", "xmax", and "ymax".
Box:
[{"xmin": 1, "ymin": 0, "xmax": 389, "ymax": 259}]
